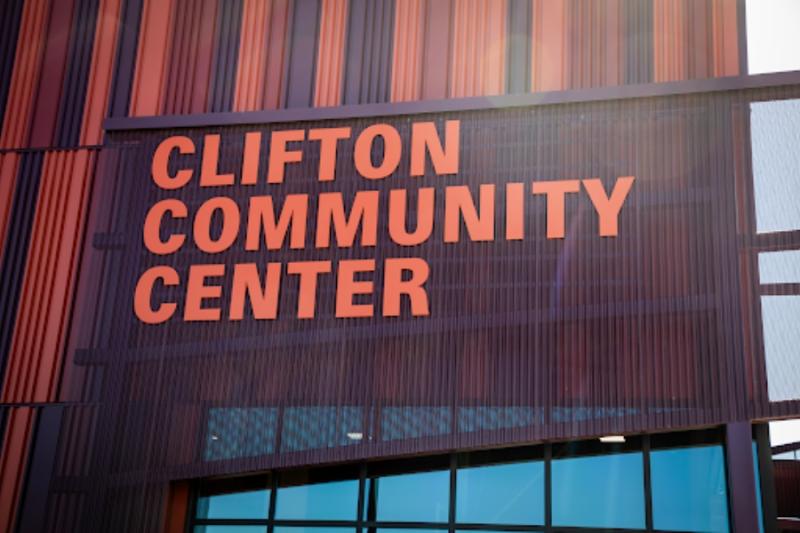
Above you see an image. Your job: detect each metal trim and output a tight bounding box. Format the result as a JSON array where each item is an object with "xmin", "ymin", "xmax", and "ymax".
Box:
[{"xmin": 103, "ymin": 70, "xmax": 800, "ymax": 132}]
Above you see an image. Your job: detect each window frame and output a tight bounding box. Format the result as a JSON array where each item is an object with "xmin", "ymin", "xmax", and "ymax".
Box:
[{"xmin": 189, "ymin": 429, "xmax": 735, "ymax": 533}]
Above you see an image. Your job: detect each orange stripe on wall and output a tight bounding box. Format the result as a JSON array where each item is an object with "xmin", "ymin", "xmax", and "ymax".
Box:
[
  {"xmin": 3, "ymin": 150, "xmax": 96, "ymax": 403},
  {"xmin": 449, "ymin": 0, "xmax": 507, "ymax": 98},
  {"xmin": 0, "ymin": 154, "xmax": 20, "ymax": 262},
  {"xmin": 262, "ymin": 0, "xmax": 292, "ymax": 110},
  {"xmin": 233, "ymin": 0, "xmax": 273, "ymax": 112},
  {"xmin": 390, "ymin": 0, "xmax": 425, "ymax": 102},
  {"xmin": 712, "ymin": 0, "xmax": 739, "ymax": 77},
  {"xmin": 653, "ymin": 0, "xmax": 687, "ymax": 83},
  {"xmin": 314, "ymin": 0, "xmax": 348, "ymax": 108},
  {"xmin": 565, "ymin": 0, "xmax": 621, "ymax": 90},
  {"xmin": 0, "ymin": 0, "xmax": 50, "ymax": 149},
  {"xmin": 129, "ymin": 0, "xmax": 176, "ymax": 117},
  {"xmin": 79, "ymin": 0, "xmax": 123, "ymax": 145},
  {"xmin": 532, "ymin": 0, "xmax": 567, "ymax": 92},
  {"xmin": 0, "ymin": 408, "xmax": 35, "ymax": 533}
]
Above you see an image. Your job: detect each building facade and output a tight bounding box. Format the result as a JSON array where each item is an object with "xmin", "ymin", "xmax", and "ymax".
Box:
[{"xmin": 0, "ymin": 0, "xmax": 798, "ymax": 531}]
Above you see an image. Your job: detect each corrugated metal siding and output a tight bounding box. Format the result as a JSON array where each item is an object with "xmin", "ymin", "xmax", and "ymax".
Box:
[
  {"xmin": 128, "ymin": 0, "xmax": 175, "ymax": 117},
  {"xmin": 28, "ymin": 0, "xmax": 78, "ymax": 148},
  {"xmin": 162, "ymin": 0, "xmax": 217, "ymax": 116},
  {"xmin": 313, "ymin": 0, "xmax": 348, "ymax": 107},
  {"xmin": 449, "ymin": 0, "xmax": 507, "ymax": 98},
  {"xmin": 343, "ymin": 0, "xmax": 394, "ymax": 105},
  {"xmin": 3, "ymin": 150, "xmax": 96, "ymax": 404},
  {"xmin": 0, "ymin": 0, "xmax": 50, "ymax": 149},
  {"xmin": 390, "ymin": 0, "xmax": 424, "ymax": 102},
  {"xmin": 0, "ymin": 153, "xmax": 45, "ymax": 386},
  {"xmin": 208, "ymin": 0, "xmax": 243, "ymax": 113},
  {"xmin": 0, "ymin": 154, "xmax": 20, "ymax": 264},
  {"xmin": 79, "ymin": 0, "xmax": 123, "ymax": 146},
  {"xmin": 0, "ymin": 407, "xmax": 35, "ymax": 533}
]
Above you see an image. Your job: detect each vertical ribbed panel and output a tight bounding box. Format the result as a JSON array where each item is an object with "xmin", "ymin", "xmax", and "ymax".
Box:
[
  {"xmin": 653, "ymin": 0, "xmax": 687, "ymax": 82},
  {"xmin": 208, "ymin": 0, "xmax": 243, "ymax": 113},
  {"xmin": 711, "ymin": 0, "xmax": 739, "ymax": 77},
  {"xmin": 506, "ymin": 0, "xmax": 531, "ymax": 94},
  {"xmin": 107, "ymin": 0, "xmax": 144, "ymax": 118},
  {"xmin": 0, "ymin": 153, "xmax": 44, "ymax": 386},
  {"xmin": 129, "ymin": 0, "xmax": 175, "ymax": 117},
  {"xmin": 343, "ymin": 0, "xmax": 394, "ymax": 105},
  {"xmin": 79, "ymin": 0, "xmax": 123, "ymax": 145},
  {"xmin": 420, "ymin": 0, "xmax": 451, "ymax": 100},
  {"xmin": 28, "ymin": 0, "xmax": 78, "ymax": 148},
  {"xmin": 0, "ymin": 408, "xmax": 35, "ymax": 533},
  {"xmin": 390, "ymin": 0, "xmax": 424, "ymax": 102},
  {"xmin": 233, "ymin": 0, "xmax": 272, "ymax": 112},
  {"xmin": 621, "ymin": 0, "xmax": 653, "ymax": 85},
  {"xmin": 313, "ymin": 0, "xmax": 348, "ymax": 107},
  {"xmin": 0, "ymin": 0, "xmax": 50, "ymax": 149},
  {"xmin": 531, "ymin": 0, "xmax": 566, "ymax": 91},
  {"xmin": 163, "ymin": 0, "xmax": 218, "ymax": 115},
  {"xmin": 0, "ymin": 154, "xmax": 20, "ymax": 263},
  {"xmin": 263, "ymin": 0, "xmax": 292, "ymax": 110},
  {"xmin": 0, "ymin": 0, "xmax": 25, "ymax": 131},
  {"xmin": 566, "ymin": 0, "xmax": 621, "ymax": 89},
  {"xmin": 3, "ymin": 150, "xmax": 96, "ymax": 404},
  {"xmin": 54, "ymin": 0, "xmax": 101, "ymax": 148},
  {"xmin": 284, "ymin": 0, "xmax": 322, "ymax": 108},
  {"xmin": 449, "ymin": 0, "xmax": 507, "ymax": 98}
]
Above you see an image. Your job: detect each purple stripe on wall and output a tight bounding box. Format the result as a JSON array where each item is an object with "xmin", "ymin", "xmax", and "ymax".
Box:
[
  {"xmin": 208, "ymin": 0, "xmax": 243, "ymax": 113},
  {"xmin": 343, "ymin": 0, "xmax": 394, "ymax": 105},
  {"xmin": 0, "ymin": 153, "xmax": 43, "ymax": 385},
  {"xmin": 506, "ymin": 0, "xmax": 531, "ymax": 94},
  {"xmin": 55, "ymin": 0, "xmax": 101, "ymax": 147},
  {"xmin": 0, "ymin": 0, "xmax": 26, "ymax": 130},
  {"xmin": 108, "ymin": 0, "xmax": 144, "ymax": 117},
  {"xmin": 284, "ymin": 0, "xmax": 322, "ymax": 108}
]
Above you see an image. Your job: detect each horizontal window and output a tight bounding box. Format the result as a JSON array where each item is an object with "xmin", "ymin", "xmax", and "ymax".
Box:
[
  {"xmin": 371, "ymin": 470, "xmax": 450, "ymax": 522},
  {"xmin": 195, "ymin": 527, "xmax": 267, "ymax": 533},
  {"xmin": 274, "ymin": 528, "xmax": 355, "ymax": 533},
  {"xmin": 551, "ymin": 452, "xmax": 645, "ymax": 529},
  {"xmin": 456, "ymin": 460, "xmax": 544, "ymax": 525},
  {"xmin": 196, "ymin": 488, "xmax": 269, "ymax": 520},
  {"xmin": 759, "ymin": 250, "xmax": 800, "ymax": 284},
  {"xmin": 275, "ymin": 479, "xmax": 358, "ymax": 521}
]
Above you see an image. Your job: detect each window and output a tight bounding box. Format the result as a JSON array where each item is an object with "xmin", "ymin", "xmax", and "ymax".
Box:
[
  {"xmin": 370, "ymin": 470, "xmax": 450, "ymax": 522},
  {"xmin": 551, "ymin": 452, "xmax": 646, "ymax": 529},
  {"xmin": 193, "ymin": 526, "xmax": 267, "ymax": 533},
  {"xmin": 650, "ymin": 445, "xmax": 729, "ymax": 533},
  {"xmin": 746, "ymin": 98, "xmax": 800, "ymax": 403},
  {"xmin": 190, "ymin": 431, "xmax": 741, "ymax": 533},
  {"xmin": 456, "ymin": 460, "xmax": 544, "ymax": 525},
  {"xmin": 196, "ymin": 488, "xmax": 269, "ymax": 520},
  {"xmin": 275, "ymin": 480, "xmax": 358, "ymax": 521}
]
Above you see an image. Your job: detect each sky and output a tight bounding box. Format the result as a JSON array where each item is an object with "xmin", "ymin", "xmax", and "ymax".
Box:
[{"xmin": 747, "ymin": 0, "xmax": 800, "ymax": 74}]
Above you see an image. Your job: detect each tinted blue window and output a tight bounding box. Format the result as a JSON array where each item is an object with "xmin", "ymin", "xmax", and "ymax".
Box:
[
  {"xmin": 275, "ymin": 479, "xmax": 358, "ymax": 520},
  {"xmin": 196, "ymin": 489, "xmax": 269, "ymax": 519},
  {"xmin": 274, "ymin": 528, "xmax": 354, "ymax": 533},
  {"xmin": 651, "ymin": 445, "xmax": 729, "ymax": 533},
  {"xmin": 373, "ymin": 470, "xmax": 450, "ymax": 522},
  {"xmin": 754, "ymin": 442, "xmax": 765, "ymax": 533},
  {"xmin": 552, "ymin": 452, "xmax": 645, "ymax": 529},
  {"xmin": 195, "ymin": 527, "xmax": 266, "ymax": 533},
  {"xmin": 456, "ymin": 461, "xmax": 544, "ymax": 525},
  {"xmin": 377, "ymin": 530, "xmax": 444, "ymax": 533}
]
